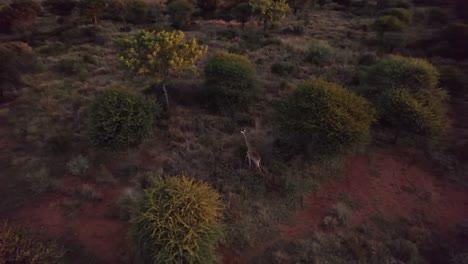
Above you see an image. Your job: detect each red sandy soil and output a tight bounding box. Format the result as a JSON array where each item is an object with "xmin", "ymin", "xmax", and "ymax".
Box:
[
  {"xmin": 223, "ymin": 149, "xmax": 468, "ymax": 264},
  {"xmin": 7, "ymin": 178, "xmax": 129, "ymax": 263}
]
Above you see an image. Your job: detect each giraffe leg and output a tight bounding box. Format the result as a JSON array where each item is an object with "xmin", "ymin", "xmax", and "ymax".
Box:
[{"xmin": 248, "ymin": 157, "xmax": 252, "ymax": 169}]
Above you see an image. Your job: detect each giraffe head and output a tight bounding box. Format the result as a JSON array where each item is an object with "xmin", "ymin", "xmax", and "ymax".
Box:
[{"xmin": 241, "ymin": 129, "xmax": 246, "ymax": 135}]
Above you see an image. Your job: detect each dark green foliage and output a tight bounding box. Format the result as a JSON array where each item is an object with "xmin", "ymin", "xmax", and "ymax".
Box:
[
  {"xmin": 55, "ymin": 58, "xmax": 86, "ymax": 75},
  {"xmin": 306, "ymin": 42, "xmax": 335, "ymax": 66},
  {"xmin": 232, "ymin": 2, "xmax": 253, "ymax": 29},
  {"xmin": 438, "ymin": 65, "xmax": 468, "ymax": 94},
  {"xmin": 108, "ymin": 0, "xmax": 150, "ymax": 25},
  {"xmin": 205, "ymin": 52, "xmax": 256, "ymax": 111},
  {"xmin": 131, "ymin": 176, "xmax": 223, "ymax": 264},
  {"xmin": 0, "ymin": 222, "xmax": 65, "ymax": 263},
  {"xmin": 167, "ymin": 0, "xmax": 194, "ymax": 29},
  {"xmin": 78, "ymin": 0, "xmax": 108, "ymax": 24},
  {"xmin": 271, "ymin": 61, "xmax": 294, "ymax": 76},
  {"xmin": 377, "ymin": 88, "xmax": 448, "ymax": 138},
  {"xmin": 358, "ymin": 53, "xmax": 378, "ymax": 66},
  {"xmin": 197, "ymin": 0, "xmax": 218, "ymax": 14},
  {"xmin": 88, "ymin": 89, "xmax": 161, "ymax": 149},
  {"xmin": 366, "ymin": 55, "xmax": 440, "ymax": 90},
  {"xmin": 379, "ymin": 8, "xmax": 412, "ymax": 23},
  {"xmin": 275, "ymin": 79, "xmax": 376, "ymax": 155},
  {"xmin": 372, "ymin": 15, "xmax": 404, "ymax": 35},
  {"xmin": 43, "ymin": 0, "xmax": 77, "ymax": 17}
]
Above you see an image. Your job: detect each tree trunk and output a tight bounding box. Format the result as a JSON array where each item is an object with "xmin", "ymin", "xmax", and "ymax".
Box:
[{"xmin": 162, "ymin": 83, "xmax": 169, "ymax": 110}]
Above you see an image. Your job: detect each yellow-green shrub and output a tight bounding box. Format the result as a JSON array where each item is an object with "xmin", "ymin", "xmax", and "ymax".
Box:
[
  {"xmin": 275, "ymin": 79, "xmax": 376, "ymax": 155},
  {"xmin": 379, "ymin": 8, "xmax": 412, "ymax": 23},
  {"xmin": 0, "ymin": 222, "xmax": 64, "ymax": 264},
  {"xmin": 377, "ymin": 88, "xmax": 449, "ymax": 138},
  {"xmin": 131, "ymin": 176, "xmax": 224, "ymax": 264},
  {"xmin": 367, "ymin": 55, "xmax": 440, "ymax": 91},
  {"xmin": 372, "ymin": 15, "xmax": 404, "ymax": 36}
]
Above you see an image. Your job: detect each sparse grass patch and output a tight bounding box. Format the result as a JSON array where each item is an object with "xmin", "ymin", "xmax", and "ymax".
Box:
[
  {"xmin": 67, "ymin": 154, "xmax": 90, "ymax": 176},
  {"xmin": 271, "ymin": 61, "xmax": 295, "ymax": 77}
]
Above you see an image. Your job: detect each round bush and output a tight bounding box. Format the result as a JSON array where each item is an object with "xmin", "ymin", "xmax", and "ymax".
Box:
[
  {"xmin": 204, "ymin": 52, "xmax": 256, "ymax": 111},
  {"xmin": 167, "ymin": 0, "xmax": 194, "ymax": 29},
  {"xmin": 379, "ymin": 8, "xmax": 412, "ymax": 23},
  {"xmin": 367, "ymin": 55, "xmax": 440, "ymax": 90},
  {"xmin": 0, "ymin": 222, "xmax": 64, "ymax": 263},
  {"xmin": 306, "ymin": 42, "xmax": 335, "ymax": 66},
  {"xmin": 131, "ymin": 176, "xmax": 223, "ymax": 264},
  {"xmin": 372, "ymin": 15, "xmax": 404, "ymax": 35},
  {"xmin": 377, "ymin": 88, "xmax": 448, "ymax": 138},
  {"xmin": 275, "ymin": 79, "xmax": 376, "ymax": 155},
  {"xmin": 438, "ymin": 65, "xmax": 468, "ymax": 95},
  {"xmin": 88, "ymin": 89, "xmax": 161, "ymax": 149}
]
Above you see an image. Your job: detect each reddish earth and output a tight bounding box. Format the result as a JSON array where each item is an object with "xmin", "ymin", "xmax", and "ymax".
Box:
[
  {"xmin": 223, "ymin": 149, "xmax": 468, "ymax": 264},
  {"xmin": 7, "ymin": 178, "xmax": 129, "ymax": 263}
]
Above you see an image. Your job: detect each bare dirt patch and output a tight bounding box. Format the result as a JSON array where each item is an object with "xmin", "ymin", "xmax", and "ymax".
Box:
[{"xmin": 7, "ymin": 177, "xmax": 129, "ymax": 264}]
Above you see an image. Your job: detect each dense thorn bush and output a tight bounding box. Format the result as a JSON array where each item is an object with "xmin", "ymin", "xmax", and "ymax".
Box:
[
  {"xmin": 108, "ymin": 0, "xmax": 150, "ymax": 25},
  {"xmin": 78, "ymin": 0, "xmax": 108, "ymax": 24},
  {"xmin": 204, "ymin": 52, "xmax": 256, "ymax": 112},
  {"xmin": 88, "ymin": 89, "xmax": 161, "ymax": 149},
  {"xmin": 377, "ymin": 88, "xmax": 448, "ymax": 139},
  {"xmin": 167, "ymin": 0, "xmax": 194, "ymax": 29},
  {"xmin": 372, "ymin": 15, "xmax": 404, "ymax": 35},
  {"xmin": 306, "ymin": 42, "xmax": 335, "ymax": 66},
  {"xmin": 0, "ymin": 42, "xmax": 33, "ymax": 97},
  {"xmin": 366, "ymin": 55, "xmax": 440, "ymax": 90},
  {"xmin": 131, "ymin": 176, "xmax": 223, "ymax": 264},
  {"xmin": 275, "ymin": 79, "xmax": 376, "ymax": 156},
  {"xmin": 379, "ymin": 8, "xmax": 412, "ymax": 23},
  {"xmin": 0, "ymin": 222, "xmax": 64, "ymax": 263}
]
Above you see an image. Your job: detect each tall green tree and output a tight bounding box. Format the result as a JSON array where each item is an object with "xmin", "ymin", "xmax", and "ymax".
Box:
[
  {"xmin": 249, "ymin": 0, "xmax": 290, "ymax": 32},
  {"xmin": 116, "ymin": 30, "xmax": 208, "ymax": 109}
]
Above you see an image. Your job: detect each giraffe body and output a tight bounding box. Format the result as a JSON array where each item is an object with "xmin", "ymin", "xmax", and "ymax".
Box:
[{"xmin": 241, "ymin": 129, "xmax": 263, "ymax": 173}]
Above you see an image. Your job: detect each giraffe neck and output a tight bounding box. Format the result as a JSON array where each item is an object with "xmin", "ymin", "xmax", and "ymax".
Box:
[{"xmin": 242, "ymin": 133, "xmax": 252, "ymax": 150}]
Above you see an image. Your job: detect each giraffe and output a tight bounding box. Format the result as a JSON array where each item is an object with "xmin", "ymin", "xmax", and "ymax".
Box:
[{"xmin": 241, "ymin": 129, "xmax": 263, "ymax": 174}]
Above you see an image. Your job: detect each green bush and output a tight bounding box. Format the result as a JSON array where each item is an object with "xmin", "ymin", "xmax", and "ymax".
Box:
[
  {"xmin": 167, "ymin": 0, "xmax": 194, "ymax": 29},
  {"xmin": 55, "ymin": 58, "xmax": 86, "ymax": 75},
  {"xmin": 438, "ymin": 65, "xmax": 468, "ymax": 95},
  {"xmin": 367, "ymin": 55, "xmax": 440, "ymax": 90},
  {"xmin": 131, "ymin": 176, "xmax": 223, "ymax": 264},
  {"xmin": 358, "ymin": 53, "xmax": 378, "ymax": 66},
  {"xmin": 271, "ymin": 61, "xmax": 294, "ymax": 76},
  {"xmin": 379, "ymin": 8, "xmax": 412, "ymax": 23},
  {"xmin": 0, "ymin": 222, "xmax": 64, "ymax": 263},
  {"xmin": 0, "ymin": 42, "xmax": 33, "ymax": 98},
  {"xmin": 306, "ymin": 42, "xmax": 335, "ymax": 66},
  {"xmin": 377, "ymin": 88, "xmax": 448, "ymax": 138},
  {"xmin": 275, "ymin": 79, "xmax": 376, "ymax": 155},
  {"xmin": 372, "ymin": 15, "xmax": 404, "ymax": 35},
  {"xmin": 108, "ymin": 0, "xmax": 149, "ymax": 25},
  {"xmin": 232, "ymin": 2, "xmax": 253, "ymax": 29},
  {"xmin": 88, "ymin": 89, "xmax": 161, "ymax": 149},
  {"xmin": 78, "ymin": 0, "xmax": 108, "ymax": 24},
  {"xmin": 204, "ymin": 52, "xmax": 256, "ymax": 111}
]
